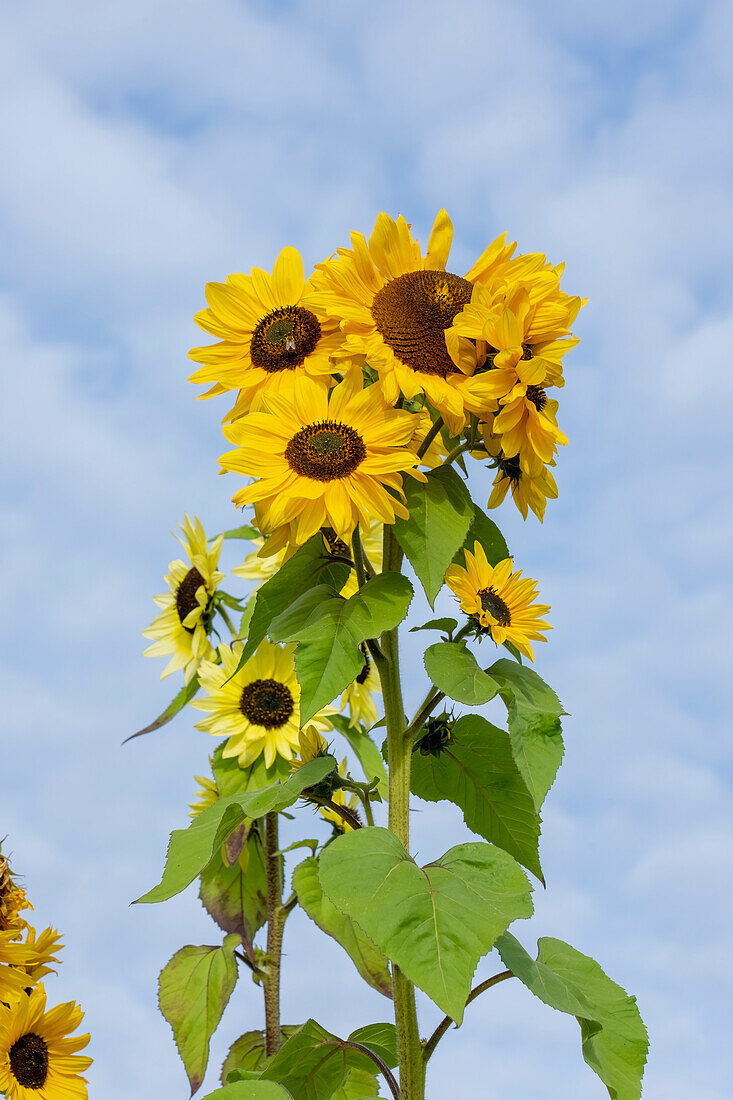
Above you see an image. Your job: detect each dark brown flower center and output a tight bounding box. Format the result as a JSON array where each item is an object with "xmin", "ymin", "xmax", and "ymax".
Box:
[
  {"xmin": 526, "ymin": 385, "xmax": 547, "ymax": 411},
  {"xmin": 285, "ymin": 421, "xmax": 366, "ymax": 481},
  {"xmin": 321, "ymin": 526, "xmax": 351, "ymax": 558},
  {"xmin": 497, "ymin": 453, "xmax": 522, "ymax": 484},
  {"xmin": 250, "ymin": 306, "xmax": 322, "ymax": 372},
  {"xmin": 521, "ymin": 342, "xmax": 534, "ymax": 360},
  {"xmin": 240, "ymin": 678, "xmax": 295, "ymax": 729},
  {"xmin": 371, "ymin": 269, "xmax": 473, "ymax": 378},
  {"xmin": 479, "ymin": 587, "xmax": 512, "ymax": 626},
  {"xmin": 9, "ymin": 1033, "xmax": 49, "ymax": 1089},
  {"xmin": 176, "ymin": 567, "xmax": 206, "ymax": 631}
]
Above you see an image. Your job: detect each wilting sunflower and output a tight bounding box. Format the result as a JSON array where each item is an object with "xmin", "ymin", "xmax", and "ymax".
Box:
[
  {"xmin": 308, "ymin": 211, "xmax": 504, "ymax": 435},
  {"xmin": 219, "ymin": 371, "xmax": 424, "ymax": 546},
  {"xmin": 188, "ymin": 246, "xmax": 345, "ymax": 419},
  {"xmin": 142, "ymin": 515, "xmax": 225, "ymax": 683},
  {"xmin": 445, "ymin": 542, "xmax": 551, "ymax": 661},
  {"xmin": 0, "ymin": 986, "xmax": 91, "ymax": 1099},
  {"xmin": 340, "ymin": 648, "xmax": 381, "ymax": 729},
  {"xmin": 0, "ymin": 853, "xmax": 31, "ymax": 940},
  {"xmin": 192, "ymin": 640, "xmax": 335, "ymax": 768},
  {"xmin": 318, "ymin": 760, "xmax": 360, "ymax": 834}
]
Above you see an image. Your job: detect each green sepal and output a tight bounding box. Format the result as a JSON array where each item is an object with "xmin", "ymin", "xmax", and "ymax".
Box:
[
  {"xmin": 158, "ymin": 932, "xmax": 241, "ymax": 1095},
  {"xmin": 497, "ymin": 933, "xmax": 648, "ymax": 1100},
  {"xmin": 319, "ymin": 827, "xmax": 533, "ymax": 1023},
  {"xmin": 136, "ymin": 757, "xmax": 336, "ymax": 905}
]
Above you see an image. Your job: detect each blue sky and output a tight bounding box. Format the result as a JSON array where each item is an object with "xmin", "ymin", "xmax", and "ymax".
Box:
[{"xmin": 1, "ymin": 1, "xmax": 732, "ymax": 1097}]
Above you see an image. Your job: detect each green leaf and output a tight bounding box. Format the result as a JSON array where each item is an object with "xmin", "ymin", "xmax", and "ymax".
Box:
[
  {"xmin": 239, "ymin": 597, "xmax": 256, "ymax": 639},
  {"xmin": 236, "ymin": 536, "xmax": 350, "ymax": 669},
  {"xmin": 488, "ymin": 659, "xmax": 566, "ymax": 810},
  {"xmin": 220, "ymin": 1028, "xmax": 300, "ymax": 1085},
  {"xmin": 497, "ymin": 934, "xmax": 648, "ymax": 1100},
  {"xmin": 331, "ymin": 1067, "xmax": 379, "ymax": 1100},
  {"xmin": 261, "ymin": 1020, "xmax": 351, "ymax": 1099},
  {"xmin": 199, "ymin": 826, "xmax": 268, "ymax": 947},
  {"xmin": 393, "ymin": 466, "xmax": 474, "ymax": 606},
  {"xmin": 347, "ymin": 1023, "xmax": 397, "ymax": 1069},
  {"xmin": 158, "ymin": 932, "xmax": 240, "ymax": 1095},
  {"xmin": 202, "ymin": 1083, "xmax": 293, "ymax": 1099},
  {"xmin": 411, "ymin": 715, "xmax": 543, "ymax": 882},
  {"xmin": 456, "ymin": 503, "xmax": 509, "ymax": 566},
  {"xmin": 218, "ymin": 524, "xmax": 260, "ymax": 541},
  {"xmin": 409, "ymin": 617, "xmax": 458, "ymax": 637},
  {"xmin": 292, "ymin": 857, "xmax": 392, "ymax": 998},
  {"xmin": 270, "ymin": 573, "xmax": 413, "ymax": 724},
  {"xmin": 136, "ymin": 757, "xmax": 336, "ymax": 905},
  {"xmin": 319, "ymin": 828, "xmax": 533, "ymax": 1023},
  {"xmin": 329, "ymin": 715, "xmax": 387, "ymax": 799},
  {"xmin": 212, "ymin": 746, "xmax": 292, "ymax": 799},
  {"xmin": 124, "ymin": 675, "xmax": 200, "ymax": 744},
  {"xmin": 424, "ymin": 642, "xmax": 500, "ymax": 705}
]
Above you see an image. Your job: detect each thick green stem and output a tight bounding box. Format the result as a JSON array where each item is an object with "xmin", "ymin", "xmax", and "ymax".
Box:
[
  {"xmin": 379, "ymin": 525, "xmax": 425, "ymax": 1100},
  {"xmin": 263, "ymin": 812, "xmax": 284, "ymax": 1057}
]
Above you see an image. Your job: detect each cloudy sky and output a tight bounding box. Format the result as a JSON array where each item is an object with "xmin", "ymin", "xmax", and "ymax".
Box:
[{"xmin": 1, "ymin": 1, "xmax": 732, "ymax": 1097}]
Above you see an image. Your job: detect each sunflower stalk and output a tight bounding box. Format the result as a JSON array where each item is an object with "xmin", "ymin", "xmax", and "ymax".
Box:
[{"xmin": 263, "ymin": 811, "xmax": 284, "ymax": 1057}]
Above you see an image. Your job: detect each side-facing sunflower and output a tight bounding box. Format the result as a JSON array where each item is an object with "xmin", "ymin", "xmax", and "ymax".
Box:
[
  {"xmin": 192, "ymin": 640, "xmax": 335, "ymax": 768},
  {"xmin": 219, "ymin": 371, "xmax": 424, "ymax": 547},
  {"xmin": 0, "ymin": 986, "xmax": 91, "ymax": 1099},
  {"xmin": 445, "ymin": 542, "xmax": 551, "ymax": 661},
  {"xmin": 0, "ymin": 851, "xmax": 32, "ymax": 940},
  {"xmin": 142, "ymin": 515, "xmax": 224, "ymax": 683},
  {"xmin": 317, "ymin": 760, "xmax": 361, "ymax": 834},
  {"xmin": 340, "ymin": 647, "xmax": 381, "ymax": 729},
  {"xmin": 188, "ymin": 246, "xmax": 345, "ymax": 419},
  {"xmin": 308, "ymin": 211, "xmax": 502, "ymax": 435}
]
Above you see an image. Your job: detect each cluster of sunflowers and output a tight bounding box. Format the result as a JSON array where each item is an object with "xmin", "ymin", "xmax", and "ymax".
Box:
[
  {"xmin": 0, "ymin": 845, "xmax": 91, "ymax": 1099},
  {"xmin": 143, "ymin": 211, "xmax": 581, "ymax": 804}
]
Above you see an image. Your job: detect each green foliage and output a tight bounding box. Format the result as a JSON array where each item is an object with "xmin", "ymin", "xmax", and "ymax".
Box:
[
  {"xmin": 218, "ymin": 524, "xmax": 260, "ymax": 540},
  {"xmin": 220, "ymin": 1028, "xmax": 300, "ymax": 1084},
  {"xmin": 411, "ymin": 714, "xmax": 543, "ymax": 882},
  {"xmin": 393, "ymin": 465, "xmax": 474, "ymax": 606},
  {"xmin": 212, "ymin": 745, "xmax": 292, "ymax": 798},
  {"xmin": 125, "ymin": 674, "xmax": 200, "ymax": 743},
  {"xmin": 329, "ymin": 715, "xmax": 387, "ymax": 798},
  {"xmin": 292, "ymin": 857, "xmax": 392, "ymax": 998},
  {"xmin": 424, "ymin": 641, "xmax": 500, "ymax": 705},
  {"xmin": 347, "ymin": 1023, "xmax": 397, "ymax": 1068},
  {"xmin": 409, "ymin": 617, "xmax": 458, "ymax": 637},
  {"xmin": 201, "ymin": 1083, "xmax": 293, "ymax": 1099},
  {"xmin": 199, "ymin": 826, "xmax": 268, "ymax": 949},
  {"xmin": 261, "ymin": 1019, "xmax": 375, "ymax": 1100},
  {"xmin": 455, "ymin": 503, "xmax": 509, "ymax": 566},
  {"xmin": 236, "ymin": 535, "xmax": 351, "ymax": 669},
  {"xmin": 136, "ymin": 757, "xmax": 336, "ymax": 904},
  {"xmin": 488, "ymin": 659, "xmax": 566, "ymax": 810},
  {"xmin": 158, "ymin": 933, "xmax": 240, "ymax": 1095},
  {"xmin": 269, "ymin": 573, "xmax": 413, "ymax": 723},
  {"xmin": 497, "ymin": 934, "xmax": 649, "ymax": 1100},
  {"xmin": 319, "ymin": 827, "xmax": 533, "ymax": 1023}
]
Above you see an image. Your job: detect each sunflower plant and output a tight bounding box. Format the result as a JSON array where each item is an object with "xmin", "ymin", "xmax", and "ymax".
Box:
[{"xmin": 131, "ymin": 212, "xmax": 648, "ymax": 1100}]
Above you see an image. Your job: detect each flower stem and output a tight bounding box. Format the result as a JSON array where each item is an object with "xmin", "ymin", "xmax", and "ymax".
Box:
[
  {"xmin": 263, "ymin": 811, "xmax": 284, "ymax": 1057},
  {"xmin": 379, "ymin": 525, "xmax": 425, "ymax": 1100}
]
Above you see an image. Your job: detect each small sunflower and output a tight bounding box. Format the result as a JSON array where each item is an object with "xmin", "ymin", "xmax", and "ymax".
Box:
[
  {"xmin": 0, "ymin": 853, "xmax": 32, "ymax": 940},
  {"xmin": 291, "ymin": 726, "xmax": 331, "ymax": 769},
  {"xmin": 192, "ymin": 640, "xmax": 335, "ymax": 769},
  {"xmin": 445, "ymin": 542, "xmax": 551, "ymax": 661},
  {"xmin": 340, "ymin": 648, "xmax": 381, "ymax": 729},
  {"xmin": 188, "ymin": 246, "xmax": 345, "ymax": 419},
  {"xmin": 142, "ymin": 515, "xmax": 225, "ymax": 683},
  {"xmin": 318, "ymin": 760, "xmax": 360, "ymax": 834},
  {"xmin": 309, "ymin": 211, "xmax": 503, "ymax": 434},
  {"xmin": 219, "ymin": 371, "xmax": 424, "ymax": 547},
  {"xmin": 492, "ymin": 387, "xmax": 567, "ymax": 474},
  {"xmin": 21, "ymin": 929, "xmax": 63, "ymax": 989},
  {"xmin": 486, "ymin": 444, "xmax": 558, "ymax": 523},
  {"xmin": 0, "ymin": 986, "xmax": 91, "ymax": 1099},
  {"xmin": 188, "ymin": 774, "xmax": 219, "ymax": 818}
]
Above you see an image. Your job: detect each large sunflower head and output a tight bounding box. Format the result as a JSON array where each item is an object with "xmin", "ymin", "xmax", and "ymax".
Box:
[
  {"xmin": 142, "ymin": 515, "xmax": 225, "ymax": 683},
  {"xmin": 219, "ymin": 370, "xmax": 424, "ymax": 547},
  {"xmin": 445, "ymin": 542, "xmax": 551, "ymax": 661},
  {"xmin": 192, "ymin": 640, "xmax": 335, "ymax": 769},
  {"xmin": 0, "ymin": 986, "xmax": 91, "ymax": 1099},
  {"xmin": 188, "ymin": 246, "xmax": 346, "ymax": 419}
]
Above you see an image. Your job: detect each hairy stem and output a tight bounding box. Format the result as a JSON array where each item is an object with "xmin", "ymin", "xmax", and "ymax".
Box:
[
  {"xmin": 263, "ymin": 811, "xmax": 284, "ymax": 1057},
  {"xmin": 380, "ymin": 524, "xmax": 425, "ymax": 1100},
  {"xmin": 422, "ymin": 970, "xmax": 514, "ymax": 1064}
]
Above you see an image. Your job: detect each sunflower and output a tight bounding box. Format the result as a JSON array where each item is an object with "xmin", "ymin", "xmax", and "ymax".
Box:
[
  {"xmin": 492, "ymin": 388, "xmax": 567, "ymax": 474},
  {"xmin": 340, "ymin": 648, "xmax": 381, "ymax": 729},
  {"xmin": 20, "ymin": 930, "xmax": 63, "ymax": 989},
  {"xmin": 291, "ymin": 726, "xmax": 331, "ymax": 769},
  {"xmin": 0, "ymin": 853, "xmax": 32, "ymax": 940},
  {"xmin": 188, "ymin": 246, "xmax": 345, "ymax": 419},
  {"xmin": 308, "ymin": 211, "xmax": 504, "ymax": 435},
  {"xmin": 192, "ymin": 640, "xmax": 335, "ymax": 769},
  {"xmin": 188, "ymin": 774, "xmax": 219, "ymax": 818},
  {"xmin": 219, "ymin": 370, "xmax": 424, "ymax": 547},
  {"xmin": 0, "ymin": 986, "xmax": 91, "ymax": 1099},
  {"xmin": 1, "ymin": 935, "xmax": 39, "ymax": 1005},
  {"xmin": 318, "ymin": 760, "xmax": 360, "ymax": 834},
  {"xmin": 142, "ymin": 515, "xmax": 225, "ymax": 683},
  {"xmin": 445, "ymin": 542, "xmax": 551, "ymax": 661}
]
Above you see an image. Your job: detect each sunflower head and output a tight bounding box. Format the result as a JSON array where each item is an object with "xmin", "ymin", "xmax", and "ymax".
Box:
[
  {"xmin": 0, "ymin": 986, "xmax": 91, "ymax": 1099},
  {"xmin": 0, "ymin": 850, "xmax": 32, "ymax": 939},
  {"xmin": 416, "ymin": 712, "xmax": 454, "ymax": 757},
  {"xmin": 445, "ymin": 542, "xmax": 552, "ymax": 661},
  {"xmin": 317, "ymin": 759, "xmax": 361, "ymax": 834}
]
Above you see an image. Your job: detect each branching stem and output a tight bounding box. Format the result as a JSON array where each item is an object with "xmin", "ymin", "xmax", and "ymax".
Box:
[{"xmin": 422, "ymin": 970, "xmax": 514, "ymax": 1064}]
